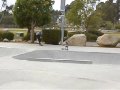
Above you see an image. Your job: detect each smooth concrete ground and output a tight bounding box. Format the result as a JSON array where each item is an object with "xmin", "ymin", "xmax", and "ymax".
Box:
[{"xmin": 0, "ymin": 42, "xmax": 120, "ymax": 89}]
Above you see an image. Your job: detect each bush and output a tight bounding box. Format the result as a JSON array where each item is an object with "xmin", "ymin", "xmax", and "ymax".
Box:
[
  {"xmin": 67, "ymin": 29, "xmax": 103, "ymax": 42},
  {"xmin": 115, "ymin": 24, "xmax": 120, "ymax": 30},
  {"xmin": 85, "ymin": 30, "xmax": 103, "ymax": 41},
  {"xmin": 42, "ymin": 29, "xmax": 68, "ymax": 45},
  {"xmin": 23, "ymin": 33, "xmax": 36, "ymax": 41},
  {"xmin": 105, "ymin": 21, "xmax": 114, "ymax": 30},
  {"xmin": 68, "ymin": 31, "xmax": 81, "ymax": 37},
  {"xmin": 2, "ymin": 31, "xmax": 14, "ymax": 40},
  {"xmin": 85, "ymin": 32, "xmax": 98, "ymax": 41},
  {"xmin": 0, "ymin": 30, "xmax": 3, "ymax": 41},
  {"xmin": 23, "ymin": 33, "xmax": 30, "ymax": 41},
  {"xmin": 87, "ymin": 30, "xmax": 103, "ymax": 36}
]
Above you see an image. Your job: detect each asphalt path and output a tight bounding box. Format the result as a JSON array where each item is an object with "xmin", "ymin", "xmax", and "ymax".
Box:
[{"xmin": 14, "ymin": 50, "xmax": 120, "ymax": 64}]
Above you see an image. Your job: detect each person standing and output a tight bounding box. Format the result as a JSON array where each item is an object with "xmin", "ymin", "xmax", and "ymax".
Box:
[{"xmin": 36, "ymin": 31, "xmax": 43, "ymax": 46}]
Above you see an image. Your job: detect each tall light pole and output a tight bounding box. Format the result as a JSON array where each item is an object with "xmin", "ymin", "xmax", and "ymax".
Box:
[{"xmin": 60, "ymin": 0, "xmax": 66, "ymax": 45}]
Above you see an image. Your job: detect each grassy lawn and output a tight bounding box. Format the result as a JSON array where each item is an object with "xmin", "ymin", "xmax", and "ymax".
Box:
[
  {"xmin": 9, "ymin": 29, "xmax": 28, "ymax": 36},
  {"xmin": 0, "ymin": 28, "xmax": 28, "ymax": 35},
  {"xmin": 0, "ymin": 28, "xmax": 42, "ymax": 36}
]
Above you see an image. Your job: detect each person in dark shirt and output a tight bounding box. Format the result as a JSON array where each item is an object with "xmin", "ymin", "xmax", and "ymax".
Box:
[{"xmin": 36, "ymin": 31, "xmax": 43, "ymax": 46}]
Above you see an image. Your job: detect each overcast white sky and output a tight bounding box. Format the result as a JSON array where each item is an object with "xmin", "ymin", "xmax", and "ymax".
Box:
[{"xmin": 1, "ymin": 0, "xmax": 107, "ymax": 10}]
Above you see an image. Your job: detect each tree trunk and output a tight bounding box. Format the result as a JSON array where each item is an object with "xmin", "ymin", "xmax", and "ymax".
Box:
[
  {"xmin": 30, "ymin": 22, "xmax": 35, "ymax": 43},
  {"xmin": 27, "ymin": 27, "xmax": 31, "ymax": 35}
]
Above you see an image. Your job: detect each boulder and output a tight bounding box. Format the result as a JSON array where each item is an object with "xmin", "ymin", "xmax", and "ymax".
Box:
[
  {"xmin": 96, "ymin": 34, "xmax": 119, "ymax": 47},
  {"xmin": 3, "ymin": 38, "xmax": 9, "ymax": 42},
  {"xmin": 65, "ymin": 34, "xmax": 87, "ymax": 46}
]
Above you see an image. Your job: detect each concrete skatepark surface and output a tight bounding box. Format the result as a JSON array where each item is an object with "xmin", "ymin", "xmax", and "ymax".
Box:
[
  {"xmin": 0, "ymin": 42, "xmax": 120, "ymax": 89},
  {"xmin": 14, "ymin": 50, "xmax": 120, "ymax": 64}
]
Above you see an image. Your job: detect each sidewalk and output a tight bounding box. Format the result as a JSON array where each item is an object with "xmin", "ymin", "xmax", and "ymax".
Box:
[{"xmin": 0, "ymin": 42, "xmax": 120, "ymax": 54}]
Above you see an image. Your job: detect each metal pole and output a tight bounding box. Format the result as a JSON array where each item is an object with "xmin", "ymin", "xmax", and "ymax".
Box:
[
  {"xmin": 117, "ymin": 0, "xmax": 120, "ymax": 23},
  {"xmin": 60, "ymin": 0, "xmax": 66, "ymax": 45},
  {"xmin": 61, "ymin": 14, "xmax": 65, "ymax": 45}
]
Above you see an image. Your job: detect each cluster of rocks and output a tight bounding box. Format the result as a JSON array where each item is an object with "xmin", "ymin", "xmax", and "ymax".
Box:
[
  {"xmin": 3, "ymin": 33, "xmax": 120, "ymax": 47},
  {"xmin": 64, "ymin": 34, "xmax": 120, "ymax": 47},
  {"xmin": 3, "ymin": 38, "xmax": 23, "ymax": 42}
]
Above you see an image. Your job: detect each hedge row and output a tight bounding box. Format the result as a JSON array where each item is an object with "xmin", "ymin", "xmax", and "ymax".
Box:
[
  {"xmin": 23, "ymin": 29, "xmax": 103, "ymax": 44},
  {"xmin": 42, "ymin": 29, "xmax": 68, "ymax": 45},
  {"xmin": 85, "ymin": 30, "xmax": 103, "ymax": 41},
  {"xmin": 0, "ymin": 31, "xmax": 14, "ymax": 41}
]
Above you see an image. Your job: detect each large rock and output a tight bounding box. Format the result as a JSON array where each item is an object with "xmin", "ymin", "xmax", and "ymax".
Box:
[
  {"xmin": 96, "ymin": 34, "xmax": 119, "ymax": 47},
  {"xmin": 3, "ymin": 38, "xmax": 9, "ymax": 42},
  {"xmin": 65, "ymin": 34, "xmax": 87, "ymax": 46}
]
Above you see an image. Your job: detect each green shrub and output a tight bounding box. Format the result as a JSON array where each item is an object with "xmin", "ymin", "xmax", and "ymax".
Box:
[
  {"xmin": 68, "ymin": 32, "xmax": 76, "ymax": 37},
  {"xmin": 23, "ymin": 33, "xmax": 36, "ymax": 41},
  {"xmin": 23, "ymin": 33, "xmax": 30, "ymax": 41},
  {"xmin": 0, "ymin": 31, "xmax": 3, "ymax": 41},
  {"xmin": 42, "ymin": 29, "xmax": 68, "ymax": 45},
  {"xmin": 88, "ymin": 30, "xmax": 103, "ymax": 36},
  {"xmin": 115, "ymin": 24, "xmax": 120, "ymax": 30},
  {"xmin": 67, "ymin": 29, "xmax": 103, "ymax": 42},
  {"xmin": 85, "ymin": 30, "xmax": 103, "ymax": 41},
  {"xmin": 20, "ymin": 33, "xmax": 24, "ymax": 37},
  {"xmin": 105, "ymin": 21, "xmax": 114, "ymax": 30},
  {"xmin": 68, "ymin": 31, "xmax": 81, "ymax": 37},
  {"xmin": 85, "ymin": 32, "xmax": 98, "ymax": 41},
  {"xmin": 2, "ymin": 31, "xmax": 14, "ymax": 40}
]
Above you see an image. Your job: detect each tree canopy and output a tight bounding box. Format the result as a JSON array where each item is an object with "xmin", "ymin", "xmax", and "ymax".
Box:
[
  {"xmin": 96, "ymin": 1, "xmax": 117, "ymax": 23},
  {"xmin": 66, "ymin": 0, "xmax": 85, "ymax": 25},
  {"xmin": 66, "ymin": 0, "xmax": 118, "ymax": 30},
  {"xmin": 66, "ymin": 0, "xmax": 99, "ymax": 31},
  {"xmin": 13, "ymin": 0, "xmax": 54, "ymax": 43}
]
